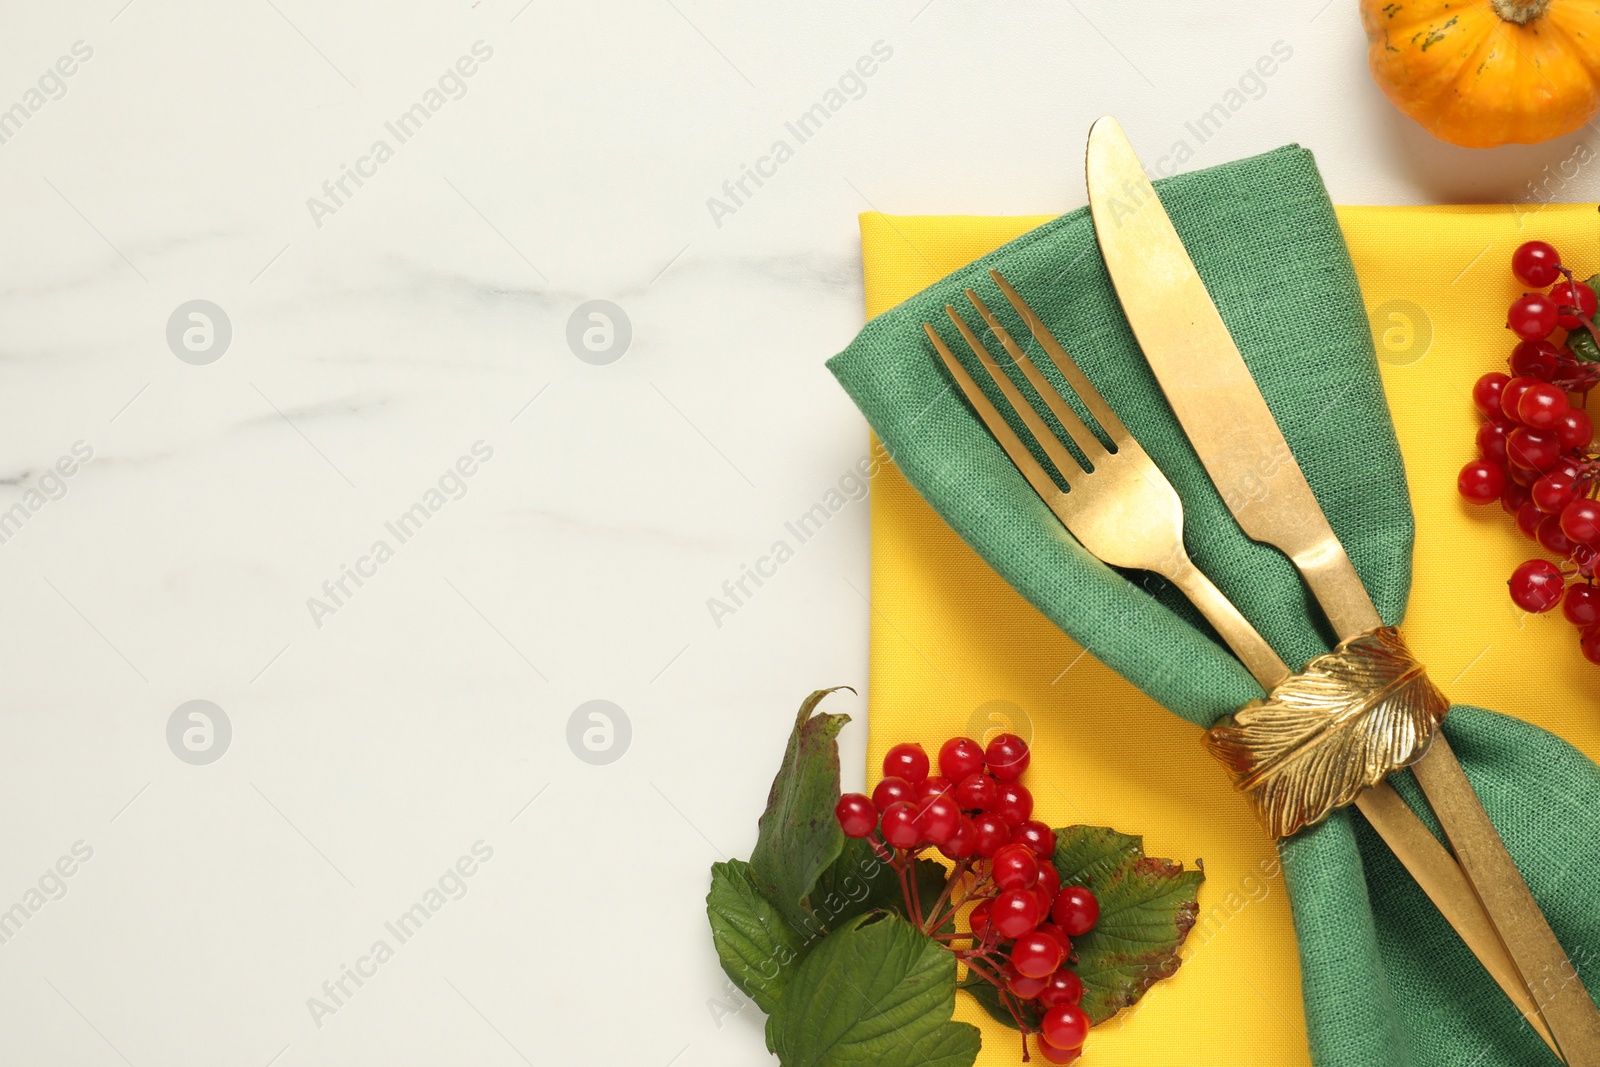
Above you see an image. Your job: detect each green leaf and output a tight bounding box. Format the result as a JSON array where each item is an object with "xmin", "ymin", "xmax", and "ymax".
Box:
[
  {"xmin": 809, "ymin": 836, "xmax": 900, "ymax": 932},
  {"xmin": 812, "ymin": 840, "xmax": 957, "ymax": 935},
  {"xmin": 707, "ymin": 859, "xmax": 810, "ymax": 1012},
  {"xmin": 1052, "ymin": 824, "xmax": 1143, "ymax": 888},
  {"xmin": 1052, "ymin": 826, "xmax": 1204, "ymax": 1024},
  {"xmin": 767, "ymin": 912, "xmax": 981, "ymax": 1067},
  {"xmin": 749, "ymin": 688, "xmax": 853, "ymax": 933},
  {"xmin": 1569, "ymin": 325, "xmax": 1600, "ymax": 363}
]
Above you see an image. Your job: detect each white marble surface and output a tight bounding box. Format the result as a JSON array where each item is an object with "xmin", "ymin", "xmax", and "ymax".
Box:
[{"xmin": 2, "ymin": 2, "xmax": 1597, "ymax": 1064}]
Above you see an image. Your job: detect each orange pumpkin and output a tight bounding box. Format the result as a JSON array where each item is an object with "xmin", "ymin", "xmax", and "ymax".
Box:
[{"xmin": 1361, "ymin": 0, "xmax": 1600, "ymax": 148}]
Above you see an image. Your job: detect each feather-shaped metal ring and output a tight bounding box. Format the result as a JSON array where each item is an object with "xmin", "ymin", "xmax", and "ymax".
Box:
[{"xmin": 1203, "ymin": 627, "xmax": 1451, "ymax": 839}]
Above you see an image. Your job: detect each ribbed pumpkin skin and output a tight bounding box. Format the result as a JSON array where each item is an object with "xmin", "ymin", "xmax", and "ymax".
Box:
[{"xmin": 1361, "ymin": 0, "xmax": 1600, "ymax": 147}]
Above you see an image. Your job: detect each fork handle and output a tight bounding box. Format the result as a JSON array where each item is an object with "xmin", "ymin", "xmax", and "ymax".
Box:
[{"xmin": 1162, "ymin": 551, "xmax": 1292, "ymax": 691}]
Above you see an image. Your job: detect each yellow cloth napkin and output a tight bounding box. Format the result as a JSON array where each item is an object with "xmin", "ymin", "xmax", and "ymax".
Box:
[{"xmin": 862, "ymin": 204, "xmax": 1600, "ymax": 1065}]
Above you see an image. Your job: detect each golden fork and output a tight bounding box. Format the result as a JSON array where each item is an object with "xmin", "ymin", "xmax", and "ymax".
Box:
[
  {"xmin": 922, "ymin": 269, "xmax": 1561, "ymax": 1056},
  {"xmin": 921, "ymin": 288, "xmax": 1286, "ymax": 685}
]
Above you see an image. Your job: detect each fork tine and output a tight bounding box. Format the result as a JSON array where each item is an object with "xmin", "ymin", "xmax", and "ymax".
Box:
[
  {"xmin": 942, "ymin": 305, "xmax": 1088, "ymax": 483},
  {"xmin": 965, "ymin": 288, "xmax": 1110, "ymax": 466},
  {"xmin": 922, "ymin": 323, "xmax": 1075, "ymax": 506},
  {"xmin": 989, "ymin": 269, "xmax": 1133, "ymax": 446}
]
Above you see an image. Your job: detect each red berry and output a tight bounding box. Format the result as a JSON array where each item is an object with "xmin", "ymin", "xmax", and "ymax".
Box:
[
  {"xmin": 1035, "ymin": 922, "xmax": 1072, "ymax": 955},
  {"xmin": 1509, "ymin": 292, "xmax": 1560, "ymax": 340},
  {"xmin": 1041, "ymin": 1002, "xmax": 1090, "ymax": 1051},
  {"xmin": 1516, "ymin": 500, "xmax": 1544, "ymax": 540},
  {"xmin": 1477, "ymin": 421, "xmax": 1510, "ymax": 464},
  {"xmin": 1562, "ymin": 498, "xmax": 1600, "ymax": 544},
  {"xmin": 880, "ymin": 800, "xmax": 922, "ymax": 848},
  {"xmin": 882, "ymin": 743, "xmax": 929, "ymax": 784},
  {"xmin": 938, "ymin": 736, "xmax": 985, "ymax": 782},
  {"xmin": 1582, "ymin": 626, "xmax": 1600, "ymax": 665},
  {"xmin": 1474, "ymin": 372, "xmax": 1511, "ymax": 418},
  {"xmin": 992, "ymin": 781, "xmax": 1034, "ymax": 827},
  {"xmin": 992, "ymin": 843, "xmax": 1040, "ymax": 890},
  {"xmin": 1500, "ymin": 376, "xmax": 1542, "ymax": 423},
  {"xmin": 972, "ymin": 814, "xmax": 1011, "ymax": 858},
  {"xmin": 1507, "ymin": 426, "xmax": 1562, "ymax": 471},
  {"xmin": 1509, "ymin": 559, "xmax": 1566, "ymax": 613},
  {"xmin": 1517, "ymin": 381, "xmax": 1571, "ymax": 429},
  {"xmin": 1553, "ymin": 455, "xmax": 1583, "ymax": 477},
  {"xmin": 969, "ymin": 900, "xmax": 997, "ymax": 942},
  {"xmin": 1035, "ymin": 862, "xmax": 1061, "ymax": 900},
  {"xmin": 1003, "ymin": 961, "xmax": 1049, "ymax": 999},
  {"xmin": 872, "ymin": 776, "xmax": 914, "ymax": 811},
  {"xmin": 1052, "ymin": 885, "xmax": 1101, "ymax": 936},
  {"xmin": 1538, "ymin": 514, "xmax": 1577, "ymax": 557},
  {"xmin": 834, "ymin": 793, "xmax": 877, "ymax": 838},
  {"xmin": 1039, "ymin": 968, "xmax": 1084, "ymax": 1008},
  {"xmin": 1508, "ymin": 459, "xmax": 1541, "ymax": 486},
  {"xmin": 1510, "ymin": 339, "xmax": 1562, "ymax": 380},
  {"xmin": 1550, "ymin": 279, "xmax": 1599, "ymax": 331},
  {"xmin": 993, "ymin": 887, "xmax": 1043, "ymax": 938},
  {"xmin": 1457, "ymin": 460, "xmax": 1506, "ymax": 504},
  {"xmin": 984, "ymin": 733, "xmax": 1031, "ymax": 781},
  {"xmin": 1532, "ymin": 471, "xmax": 1579, "ymax": 514},
  {"xmin": 916, "ymin": 795, "xmax": 960, "ymax": 846},
  {"xmin": 1033, "ymin": 881, "xmax": 1058, "ymax": 920},
  {"xmin": 916, "ymin": 775, "xmax": 954, "ymax": 803},
  {"xmin": 940, "ymin": 815, "xmax": 978, "ymax": 861},
  {"xmin": 1558, "ymin": 409, "xmax": 1595, "ymax": 452},
  {"xmin": 1502, "ymin": 479, "xmax": 1532, "ymax": 516},
  {"xmin": 1035, "ymin": 1037, "xmax": 1082, "ymax": 1064},
  {"xmin": 1512, "ymin": 240, "xmax": 1562, "ymax": 287},
  {"xmin": 1012, "ymin": 930, "xmax": 1067, "ymax": 978},
  {"xmin": 1013, "ymin": 820, "xmax": 1055, "ymax": 862},
  {"xmin": 1564, "ymin": 584, "xmax": 1600, "ymax": 628},
  {"xmin": 955, "ymin": 772, "xmax": 998, "ymax": 811}
]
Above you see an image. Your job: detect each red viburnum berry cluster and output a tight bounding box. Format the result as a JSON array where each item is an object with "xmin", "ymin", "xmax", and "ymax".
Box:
[
  {"xmin": 833, "ymin": 733, "xmax": 1098, "ymax": 1064},
  {"xmin": 1458, "ymin": 239, "xmax": 1600, "ymax": 663}
]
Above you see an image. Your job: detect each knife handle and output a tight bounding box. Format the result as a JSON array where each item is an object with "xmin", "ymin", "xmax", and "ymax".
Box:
[
  {"xmin": 1164, "ymin": 542, "xmax": 1571, "ymax": 1060},
  {"xmin": 1294, "ymin": 531, "xmax": 1600, "ymax": 1060},
  {"xmin": 1352, "ymin": 785, "xmax": 1558, "ymax": 1054},
  {"xmin": 1411, "ymin": 733, "xmax": 1600, "ymax": 1065}
]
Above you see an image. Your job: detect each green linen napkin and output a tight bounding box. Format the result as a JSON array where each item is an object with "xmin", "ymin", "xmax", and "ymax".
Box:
[{"xmin": 826, "ymin": 146, "xmax": 1600, "ymax": 1067}]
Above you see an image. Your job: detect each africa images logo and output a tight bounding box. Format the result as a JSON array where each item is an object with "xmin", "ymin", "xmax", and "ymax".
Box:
[
  {"xmin": 305, "ymin": 41, "xmax": 494, "ymax": 229},
  {"xmin": 705, "ymin": 41, "xmax": 893, "ymax": 228}
]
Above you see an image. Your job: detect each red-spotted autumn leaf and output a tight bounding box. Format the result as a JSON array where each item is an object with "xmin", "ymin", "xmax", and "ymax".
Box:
[{"xmin": 1053, "ymin": 826, "xmax": 1204, "ymax": 1024}]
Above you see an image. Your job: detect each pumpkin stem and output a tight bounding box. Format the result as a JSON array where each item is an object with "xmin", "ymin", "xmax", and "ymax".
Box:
[{"xmin": 1491, "ymin": 0, "xmax": 1552, "ymax": 23}]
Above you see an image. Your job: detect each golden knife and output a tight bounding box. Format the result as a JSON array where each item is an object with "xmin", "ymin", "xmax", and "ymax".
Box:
[{"xmin": 1086, "ymin": 114, "xmax": 1600, "ymax": 1064}]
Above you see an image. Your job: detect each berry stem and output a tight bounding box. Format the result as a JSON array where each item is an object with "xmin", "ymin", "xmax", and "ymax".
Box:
[
  {"xmin": 1557, "ymin": 265, "xmax": 1600, "ymax": 342},
  {"xmin": 906, "ymin": 849, "xmax": 925, "ymax": 923},
  {"xmin": 961, "ymin": 953, "xmax": 1034, "ymax": 1042},
  {"xmin": 922, "ymin": 858, "xmax": 972, "ymax": 934},
  {"xmin": 950, "ymin": 869, "xmax": 991, "ymax": 913},
  {"xmin": 893, "ymin": 852, "xmax": 916, "ymax": 920}
]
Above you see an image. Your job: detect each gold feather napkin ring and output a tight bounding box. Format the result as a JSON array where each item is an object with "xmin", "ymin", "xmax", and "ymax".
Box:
[{"xmin": 1202, "ymin": 627, "xmax": 1451, "ymax": 839}]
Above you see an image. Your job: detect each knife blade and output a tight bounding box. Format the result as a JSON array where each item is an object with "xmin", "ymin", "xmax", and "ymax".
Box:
[
  {"xmin": 1086, "ymin": 114, "xmax": 1600, "ymax": 1064},
  {"xmin": 1085, "ymin": 119, "xmax": 1379, "ymax": 640}
]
